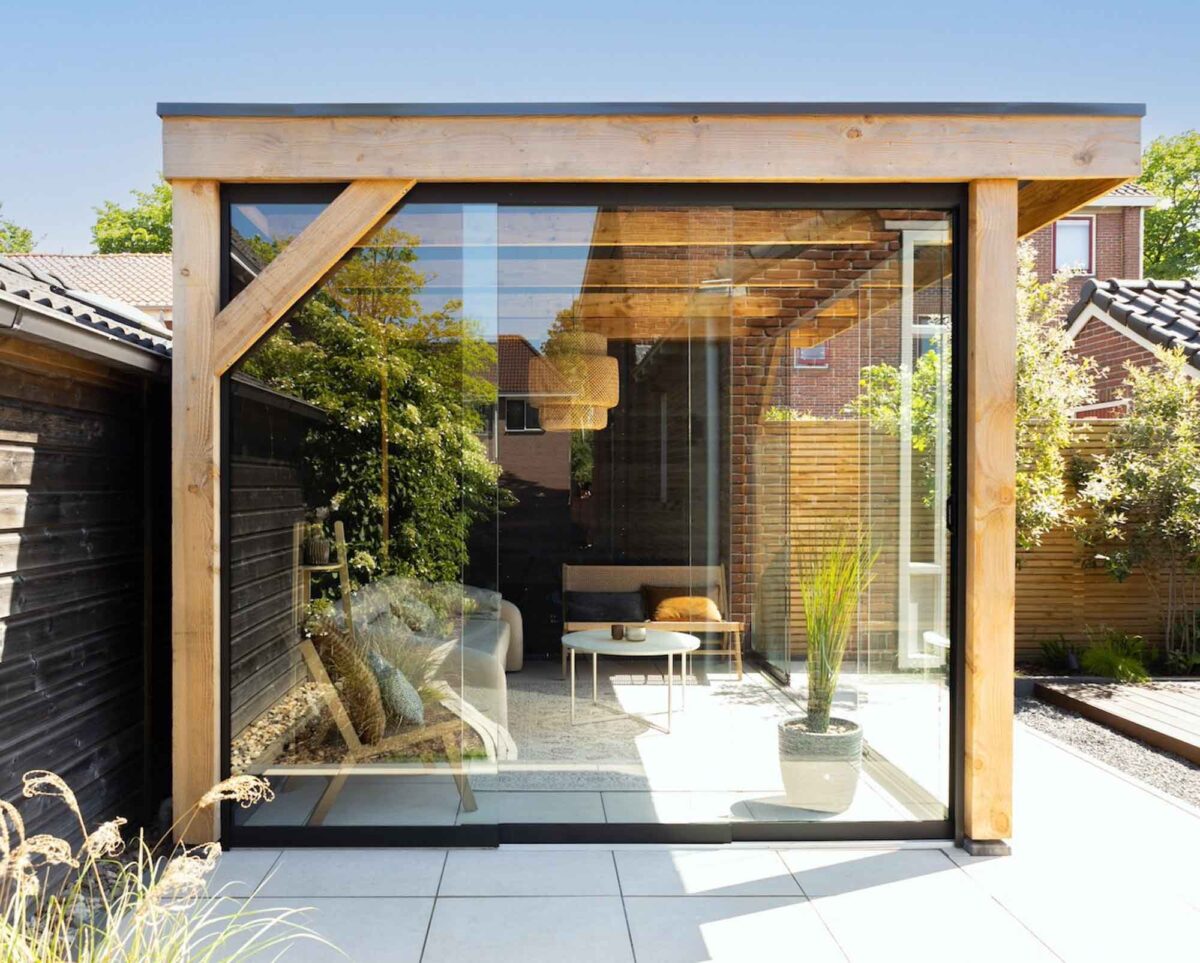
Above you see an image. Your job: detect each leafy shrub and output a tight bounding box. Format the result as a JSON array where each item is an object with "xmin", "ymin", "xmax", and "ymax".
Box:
[
  {"xmin": 1080, "ymin": 628, "xmax": 1150, "ymax": 683},
  {"xmin": 1039, "ymin": 636, "xmax": 1081, "ymax": 672},
  {"xmin": 1163, "ymin": 647, "xmax": 1200, "ymax": 676},
  {"xmin": 308, "ymin": 615, "xmax": 386, "ymax": 744}
]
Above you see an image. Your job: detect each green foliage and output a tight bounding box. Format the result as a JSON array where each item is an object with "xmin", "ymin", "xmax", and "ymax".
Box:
[
  {"xmin": 764, "ymin": 405, "xmax": 815, "ymax": 422},
  {"xmin": 1075, "ymin": 348, "xmax": 1200, "ymax": 662},
  {"xmin": 1139, "ymin": 131, "xmax": 1200, "ymax": 279},
  {"xmin": 570, "ymin": 429, "xmax": 594, "ymax": 486},
  {"xmin": 242, "ymin": 227, "xmax": 505, "ymax": 584},
  {"xmin": 1163, "ymin": 646, "xmax": 1200, "ymax": 676},
  {"xmin": 851, "ymin": 242, "xmax": 1098, "ymax": 550},
  {"xmin": 0, "ymin": 204, "xmax": 34, "ymax": 253},
  {"xmin": 1079, "ymin": 627, "xmax": 1149, "ymax": 683},
  {"xmin": 799, "ymin": 530, "xmax": 878, "ymax": 732},
  {"xmin": 1038, "ymin": 635, "xmax": 1081, "ymax": 672},
  {"xmin": 91, "ymin": 177, "xmax": 172, "ymax": 253}
]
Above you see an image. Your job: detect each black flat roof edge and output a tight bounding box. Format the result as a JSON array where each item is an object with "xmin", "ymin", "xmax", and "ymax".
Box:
[{"xmin": 157, "ymin": 101, "xmax": 1146, "ymax": 119}]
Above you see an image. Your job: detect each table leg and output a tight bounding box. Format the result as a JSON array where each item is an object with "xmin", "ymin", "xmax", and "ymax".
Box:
[
  {"xmin": 593, "ymin": 652, "xmax": 598, "ymax": 704},
  {"xmin": 682, "ymin": 651, "xmax": 686, "ymax": 709},
  {"xmin": 570, "ymin": 648, "xmax": 576, "ymax": 724},
  {"xmin": 667, "ymin": 652, "xmax": 673, "ymax": 733}
]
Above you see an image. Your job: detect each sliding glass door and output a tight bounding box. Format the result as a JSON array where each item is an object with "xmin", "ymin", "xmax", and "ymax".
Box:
[{"xmin": 221, "ymin": 186, "xmax": 958, "ymax": 843}]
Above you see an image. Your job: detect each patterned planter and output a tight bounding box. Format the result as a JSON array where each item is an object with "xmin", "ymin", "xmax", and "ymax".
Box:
[{"xmin": 778, "ymin": 716, "xmax": 862, "ymax": 813}]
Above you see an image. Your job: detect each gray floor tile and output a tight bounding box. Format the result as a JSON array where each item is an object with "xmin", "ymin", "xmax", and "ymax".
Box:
[
  {"xmin": 780, "ymin": 847, "xmax": 957, "ymax": 896},
  {"xmin": 440, "ymin": 849, "xmax": 620, "ymax": 896},
  {"xmin": 422, "ymin": 896, "xmax": 633, "ymax": 963},
  {"xmin": 257, "ymin": 848, "xmax": 446, "ymax": 897},
  {"xmin": 320, "ymin": 776, "xmax": 463, "ymax": 826},
  {"xmin": 457, "ymin": 790, "xmax": 606, "ymax": 823},
  {"xmin": 207, "ymin": 848, "xmax": 281, "ymax": 897}
]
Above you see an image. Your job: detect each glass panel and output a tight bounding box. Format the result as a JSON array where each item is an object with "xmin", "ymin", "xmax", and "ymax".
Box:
[{"xmin": 224, "ymin": 190, "xmax": 954, "ymax": 834}]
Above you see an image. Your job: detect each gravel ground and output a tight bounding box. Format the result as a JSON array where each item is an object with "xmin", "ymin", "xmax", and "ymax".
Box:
[{"xmin": 1017, "ymin": 696, "xmax": 1200, "ymax": 809}]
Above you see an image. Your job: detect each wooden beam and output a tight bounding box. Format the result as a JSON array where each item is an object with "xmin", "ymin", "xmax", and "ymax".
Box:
[
  {"xmin": 162, "ymin": 114, "xmax": 1142, "ymax": 183},
  {"xmin": 171, "ymin": 179, "xmax": 222, "ymax": 843},
  {"xmin": 213, "ymin": 179, "xmax": 414, "ymax": 373},
  {"xmin": 1017, "ymin": 177, "xmax": 1132, "ymax": 237},
  {"xmin": 964, "ymin": 179, "xmax": 1018, "ymax": 848}
]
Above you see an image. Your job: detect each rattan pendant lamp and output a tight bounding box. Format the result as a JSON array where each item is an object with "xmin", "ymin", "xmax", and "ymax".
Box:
[{"xmin": 530, "ymin": 330, "xmax": 619, "ymax": 431}]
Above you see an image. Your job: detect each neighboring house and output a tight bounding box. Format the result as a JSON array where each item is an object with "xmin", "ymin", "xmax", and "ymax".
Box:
[
  {"xmin": 9, "ymin": 253, "xmax": 173, "ymax": 326},
  {"xmin": 1065, "ymin": 278, "xmax": 1200, "ymax": 415}
]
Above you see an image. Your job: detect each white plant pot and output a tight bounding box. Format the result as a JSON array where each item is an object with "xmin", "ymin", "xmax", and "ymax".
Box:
[{"xmin": 778, "ymin": 716, "xmax": 862, "ymax": 814}]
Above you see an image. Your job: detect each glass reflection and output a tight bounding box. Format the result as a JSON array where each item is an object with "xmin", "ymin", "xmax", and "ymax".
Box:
[{"xmin": 224, "ymin": 194, "xmax": 955, "ymax": 833}]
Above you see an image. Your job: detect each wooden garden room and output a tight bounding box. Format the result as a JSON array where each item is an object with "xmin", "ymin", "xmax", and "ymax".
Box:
[{"xmin": 163, "ymin": 102, "xmax": 1144, "ymax": 853}]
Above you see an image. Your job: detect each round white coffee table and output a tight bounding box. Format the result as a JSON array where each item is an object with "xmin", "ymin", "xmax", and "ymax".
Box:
[{"xmin": 562, "ymin": 629, "xmax": 700, "ymax": 733}]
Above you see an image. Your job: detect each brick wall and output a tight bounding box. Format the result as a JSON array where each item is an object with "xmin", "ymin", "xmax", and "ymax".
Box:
[{"xmin": 1070, "ymin": 315, "xmax": 1159, "ymax": 413}]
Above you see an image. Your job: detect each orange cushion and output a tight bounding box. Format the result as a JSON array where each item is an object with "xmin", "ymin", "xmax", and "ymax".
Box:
[{"xmin": 642, "ymin": 585, "xmax": 722, "ymax": 622}]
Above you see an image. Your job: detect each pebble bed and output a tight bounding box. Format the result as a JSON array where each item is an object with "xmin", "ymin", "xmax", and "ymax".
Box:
[{"xmin": 1016, "ymin": 696, "xmax": 1200, "ymax": 809}]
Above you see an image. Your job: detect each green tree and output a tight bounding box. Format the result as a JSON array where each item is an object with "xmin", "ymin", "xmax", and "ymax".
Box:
[
  {"xmin": 1076, "ymin": 348, "xmax": 1200, "ymax": 661},
  {"xmin": 1139, "ymin": 131, "xmax": 1200, "ymax": 279},
  {"xmin": 92, "ymin": 178, "xmax": 172, "ymax": 253},
  {"xmin": 241, "ymin": 227, "xmax": 505, "ymax": 584},
  {"xmin": 0, "ymin": 204, "xmax": 34, "ymax": 252},
  {"xmin": 852, "ymin": 242, "xmax": 1098, "ymax": 550}
]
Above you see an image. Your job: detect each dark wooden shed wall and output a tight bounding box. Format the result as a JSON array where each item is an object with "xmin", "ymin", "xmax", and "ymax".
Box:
[{"xmin": 0, "ymin": 338, "xmax": 169, "ymax": 840}]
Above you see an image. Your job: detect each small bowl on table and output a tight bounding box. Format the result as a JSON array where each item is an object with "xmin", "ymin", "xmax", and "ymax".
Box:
[{"xmin": 625, "ymin": 624, "xmax": 648, "ymax": 642}]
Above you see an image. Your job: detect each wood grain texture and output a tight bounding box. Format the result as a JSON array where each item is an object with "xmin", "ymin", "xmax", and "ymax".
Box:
[
  {"xmin": 213, "ymin": 179, "xmax": 414, "ymax": 373},
  {"xmin": 1017, "ymin": 177, "xmax": 1131, "ymax": 237},
  {"xmin": 964, "ymin": 180, "xmax": 1018, "ymax": 844},
  {"xmin": 170, "ymin": 179, "xmax": 222, "ymax": 843},
  {"xmin": 162, "ymin": 114, "xmax": 1141, "ymax": 183}
]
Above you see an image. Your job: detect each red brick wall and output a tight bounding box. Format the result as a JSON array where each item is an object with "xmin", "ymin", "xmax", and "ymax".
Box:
[
  {"xmin": 1029, "ymin": 207, "xmax": 1142, "ymax": 300},
  {"xmin": 1070, "ymin": 315, "xmax": 1159, "ymax": 411}
]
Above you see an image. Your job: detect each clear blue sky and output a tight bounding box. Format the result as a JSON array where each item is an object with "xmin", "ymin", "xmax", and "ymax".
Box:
[{"xmin": 4, "ymin": 0, "xmax": 1196, "ymax": 252}]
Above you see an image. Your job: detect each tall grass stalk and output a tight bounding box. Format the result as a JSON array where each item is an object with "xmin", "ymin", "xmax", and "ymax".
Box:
[
  {"xmin": 799, "ymin": 531, "xmax": 878, "ymax": 732},
  {"xmin": 1, "ymin": 771, "xmax": 326, "ymax": 962}
]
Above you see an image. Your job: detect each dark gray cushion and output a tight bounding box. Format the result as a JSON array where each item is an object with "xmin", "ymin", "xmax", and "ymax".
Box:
[{"xmin": 565, "ymin": 590, "xmax": 646, "ymax": 622}]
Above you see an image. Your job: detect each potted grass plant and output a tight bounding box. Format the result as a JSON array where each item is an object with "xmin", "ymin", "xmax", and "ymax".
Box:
[{"xmin": 779, "ymin": 529, "xmax": 878, "ymax": 813}]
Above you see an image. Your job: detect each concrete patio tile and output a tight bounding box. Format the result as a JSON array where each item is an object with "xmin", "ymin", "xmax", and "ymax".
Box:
[
  {"xmin": 439, "ymin": 849, "xmax": 620, "ymax": 896},
  {"xmin": 243, "ymin": 777, "xmax": 327, "ymax": 826},
  {"xmin": 779, "ymin": 847, "xmax": 957, "ymax": 896},
  {"xmin": 422, "ymin": 896, "xmax": 633, "ymax": 963},
  {"xmin": 624, "ymin": 895, "xmax": 845, "ymax": 963},
  {"xmin": 231, "ymin": 897, "xmax": 433, "ymax": 962},
  {"xmin": 207, "ymin": 848, "xmax": 281, "ymax": 897},
  {"xmin": 806, "ymin": 869, "xmax": 1057, "ymax": 963},
  {"xmin": 457, "ymin": 790, "xmax": 606, "ymax": 823},
  {"xmin": 257, "ymin": 848, "xmax": 446, "ymax": 897},
  {"xmin": 615, "ymin": 849, "xmax": 801, "ymax": 896}
]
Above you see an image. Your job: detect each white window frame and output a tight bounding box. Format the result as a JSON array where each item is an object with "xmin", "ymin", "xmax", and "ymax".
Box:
[
  {"xmin": 1053, "ymin": 215, "xmax": 1096, "ymax": 276},
  {"xmin": 793, "ymin": 344, "xmax": 829, "ymax": 369}
]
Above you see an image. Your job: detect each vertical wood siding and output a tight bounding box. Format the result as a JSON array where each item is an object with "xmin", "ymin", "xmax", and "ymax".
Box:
[{"xmin": 0, "ymin": 342, "xmax": 153, "ymax": 840}]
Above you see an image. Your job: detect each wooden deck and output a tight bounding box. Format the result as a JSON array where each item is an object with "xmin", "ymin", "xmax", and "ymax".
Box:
[{"xmin": 1034, "ymin": 680, "xmax": 1200, "ymax": 764}]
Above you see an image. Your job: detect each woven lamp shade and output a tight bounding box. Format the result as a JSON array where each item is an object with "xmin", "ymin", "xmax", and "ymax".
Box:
[{"xmin": 529, "ymin": 330, "xmax": 619, "ymax": 430}]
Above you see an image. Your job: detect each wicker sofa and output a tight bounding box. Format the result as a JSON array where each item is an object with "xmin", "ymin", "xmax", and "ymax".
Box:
[{"xmin": 561, "ymin": 564, "xmax": 744, "ymax": 678}]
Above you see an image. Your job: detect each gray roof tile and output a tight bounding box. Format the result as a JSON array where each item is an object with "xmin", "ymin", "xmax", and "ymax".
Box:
[{"xmin": 1067, "ymin": 278, "xmax": 1200, "ymax": 370}]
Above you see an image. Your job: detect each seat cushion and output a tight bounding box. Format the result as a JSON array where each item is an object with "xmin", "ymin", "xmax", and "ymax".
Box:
[
  {"xmin": 565, "ymin": 590, "xmax": 646, "ymax": 622},
  {"xmin": 643, "ymin": 584, "xmax": 722, "ymax": 622}
]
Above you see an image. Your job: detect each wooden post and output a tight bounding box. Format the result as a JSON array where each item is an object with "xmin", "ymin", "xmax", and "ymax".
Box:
[
  {"xmin": 171, "ymin": 179, "xmax": 222, "ymax": 842},
  {"xmin": 964, "ymin": 179, "xmax": 1018, "ymax": 852}
]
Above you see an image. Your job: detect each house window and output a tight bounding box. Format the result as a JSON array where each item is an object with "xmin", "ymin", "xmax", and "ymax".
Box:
[
  {"xmin": 1054, "ymin": 217, "xmax": 1094, "ymax": 274},
  {"xmin": 504, "ymin": 398, "xmax": 541, "ymax": 433},
  {"xmin": 793, "ymin": 345, "xmax": 829, "ymax": 369}
]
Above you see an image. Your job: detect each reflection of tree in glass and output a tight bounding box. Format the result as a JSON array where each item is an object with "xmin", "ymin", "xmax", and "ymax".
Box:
[{"xmin": 242, "ymin": 227, "xmax": 505, "ymax": 583}]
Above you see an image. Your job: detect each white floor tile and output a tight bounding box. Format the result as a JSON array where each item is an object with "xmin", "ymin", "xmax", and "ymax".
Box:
[
  {"xmin": 600, "ymin": 791, "xmax": 758, "ymax": 823},
  {"xmin": 615, "ymin": 849, "xmax": 800, "ymax": 897},
  {"xmin": 624, "ymin": 896, "xmax": 845, "ymax": 963},
  {"xmin": 779, "ymin": 847, "xmax": 957, "ymax": 896},
  {"xmin": 422, "ymin": 896, "xmax": 633, "ymax": 963},
  {"xmin": 207, "ymin": 848, "xmax": 281, "ymax": 897},
  {"xmin": 457, "ymin": 790, "xmax": 606, "ymax": 823},
  {"xmin": 226, "ymin": 897, "xmax": 432, "ymax": 962},
  {"xmin": 257, "ymin": 848, "xmax": 446, "ymax": 897},
  {"xmin": 439, "ymin": 849, "xmax": 620, "ymax": 896}
]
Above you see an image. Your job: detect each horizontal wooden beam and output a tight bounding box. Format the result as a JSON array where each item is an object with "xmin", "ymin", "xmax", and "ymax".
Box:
[
  {"xmin": 163, "ymin": 114, "xmax": 1141, "ymax": 183},
  {"xmin": 212, "ymin": 179, "xmax": 415, "ymax": 373},
  {"xmin": 1017, "ymin": 177, "xmax": 1132, "ymax": 237}
]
